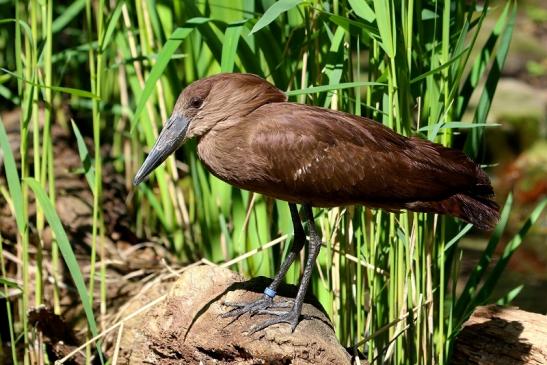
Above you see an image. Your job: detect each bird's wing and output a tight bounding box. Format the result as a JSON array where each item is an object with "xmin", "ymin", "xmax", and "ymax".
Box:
[{"xmin": 246, "ymin": 103, "xmax": 482, "ymax": 207}]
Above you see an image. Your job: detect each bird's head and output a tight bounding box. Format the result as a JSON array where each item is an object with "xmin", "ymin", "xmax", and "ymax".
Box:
[{"xmin": 133, "ymin": 73, "xmax": 286, "ymax": 185}]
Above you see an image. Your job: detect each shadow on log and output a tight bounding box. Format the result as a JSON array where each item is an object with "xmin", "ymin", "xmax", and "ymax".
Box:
[
  {"xmin": 453, "ymin": 305, "xmax": 547, "ymax": 365},
  {"xmin": 119, "ymin": 265, "xmax": 351, "ymax": 364}
]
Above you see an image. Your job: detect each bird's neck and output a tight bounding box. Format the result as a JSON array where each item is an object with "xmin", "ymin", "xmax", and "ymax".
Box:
[
  {"xmin": 196, "ymin": 123, "xmax": 269, "ymax": 190},
  {"xmin": 196, "ymin": 128, "xmax": 244, "ymax": 182}
]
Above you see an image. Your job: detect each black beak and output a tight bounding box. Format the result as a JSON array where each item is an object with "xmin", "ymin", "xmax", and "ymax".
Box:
[{"xmin": 133, "ymin": 114, "xmax": 189, "ymax": 185}]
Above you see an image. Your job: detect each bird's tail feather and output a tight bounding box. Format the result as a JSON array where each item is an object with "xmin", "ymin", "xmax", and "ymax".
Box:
[{"xmin": 408, "ymin": 193, "xmax": 499, "ymax": 231}]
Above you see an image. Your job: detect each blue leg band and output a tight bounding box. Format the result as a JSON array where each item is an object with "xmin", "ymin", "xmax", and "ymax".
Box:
[{"xmin": 263, "ymin": 287, "xmax": 276, "ymax": 298}]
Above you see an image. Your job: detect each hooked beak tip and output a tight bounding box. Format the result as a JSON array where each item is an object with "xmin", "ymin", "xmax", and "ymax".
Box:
[
  {"xmin": 132, "ymin": 114, "xmax": 189, "ymax": 187},
  {"xmin": 132, "ymin": 166, "xmax": 149, "ymax": 186}
]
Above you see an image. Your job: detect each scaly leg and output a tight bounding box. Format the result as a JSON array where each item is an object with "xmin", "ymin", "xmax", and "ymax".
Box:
[
  {"xmin": 246, "ymin": 204, "xmax": 321, "ymax": 333},
  {"xmin": 222, "ymin": 203, "xmax": 307, "ymax": 318}
]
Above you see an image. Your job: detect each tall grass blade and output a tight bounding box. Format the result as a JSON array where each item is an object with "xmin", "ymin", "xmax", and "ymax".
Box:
[
  {"xmin": 286, "ymin": 81, "xmax": 385, "ymax": 96},
  {"xmin": 495, "ymin": 284, "xmax": 524, "ymax": 306},
  {"xmin": 465, "ymin": 1, "xmax": 517, "ymax": 157},
  {"xmin": 0, "ymin": 117, "xmax": 25, "ymax": 233},
  {"xmin": 51, "ymin": 0, "xmax": 85, "ymax": 34},
  {"xmin": 250, "ymin": 0, "xmax": 302, "ymax": 35},
  {"xmin": 0, "ymin": 277, "xmax": 21, "ymax": 290},
  {"xmin": 323, "ymin": 11, "xmax": 380, "ymax": 38},
  {"xmin": 99, "ymin": 0, "xmax": 124, "ymax": 52},
  {"xmin": 71, "ymin": 120, "xmax": 96, "ymax": 194},
  {"xmin": 25, "ymin": 178, "xmax": 104, "ymax": 360},
  {"xmin": 0, "ymin": 67, "xmax": 99, "ymax": 99},
  {"xmin": 471, "ymin": 198, "xmax": 547, "ymax": 311},
  {"xmin": 131, "ymin": 17, "xmax": 211, "ymax": 131},
  {"xmin": 349, "ymin": 0, "xmax": 376, "ymax": 22},
  {"xmin": 0, "ymin": 18, "xmax": 34, "ymax": 44},
  {"xmin": 454, "ymin": 193, "xmax": 513, "ymax": 322},
  {"xmin": 457, "ymin": 3, "xmax": 509, "ymax": 118},
  {"xmin": 372, "ymin": 0, "xmax": 394, "ymax": 58},
  {"xmin": 221, "ymin": 20, "xmax": 247, "ymax": 73}
]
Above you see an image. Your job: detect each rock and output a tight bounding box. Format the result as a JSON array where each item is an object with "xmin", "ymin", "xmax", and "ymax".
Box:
[
  {"xmin": 490, "ymin": 79, "xmax": 546, "ymax": 129},
  {"xmin": 503, "ymin": 21, "xmax": 547, "ymax": 78},
  {"xmin": 481, "ymin": 78, "xmax": 547, "ymax": 163},
  {"xmin": 121, "ymin": 265, "xmax": 351, "ymax": 365}
]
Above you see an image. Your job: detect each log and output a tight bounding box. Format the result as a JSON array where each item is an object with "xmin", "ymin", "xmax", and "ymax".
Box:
[
  {"xmin": 453, "ymin": 305, "xmax": 547, "ymax": 365},
  {"xmin": 119, "ymin": 265, "xmax": 352, "ymax": 364}
]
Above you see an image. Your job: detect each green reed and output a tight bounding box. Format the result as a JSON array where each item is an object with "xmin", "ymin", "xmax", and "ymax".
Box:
[{"xmin": 1, "ymin": 1, "xmax": 545, "ymax": 364}]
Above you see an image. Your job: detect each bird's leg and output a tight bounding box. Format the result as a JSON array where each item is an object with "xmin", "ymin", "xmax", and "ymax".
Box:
[
  {"xmin": 221, "ymin": 203, "xmax": 306, "ymax": 318},
  {"xmin": 247, "ymin": 204, "xmax": 322, "ymax": 334}
]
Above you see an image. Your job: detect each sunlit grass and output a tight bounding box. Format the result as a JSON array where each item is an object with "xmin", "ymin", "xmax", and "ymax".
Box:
[{"xmin": 1, "ymin": 1, "xmax": 545, "ymax": 364}]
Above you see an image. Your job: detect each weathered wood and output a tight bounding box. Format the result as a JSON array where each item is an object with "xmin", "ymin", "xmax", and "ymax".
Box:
[
  {"xmin": 453, "ymin": 305, "xmax": 547, "ymax": 365},
  {"xmin": 119, "ymin": 265, "xmax": 352, "ymax": 365}
]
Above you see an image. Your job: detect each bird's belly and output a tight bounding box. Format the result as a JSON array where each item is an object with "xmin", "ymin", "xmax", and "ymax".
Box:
[
  {"xmin": 202, "ymin": 156, "xmax": 408, "ymax": 209},
  {"xmin": 225, "ymin": 177, "xmax": 365, "ymax": 208}
]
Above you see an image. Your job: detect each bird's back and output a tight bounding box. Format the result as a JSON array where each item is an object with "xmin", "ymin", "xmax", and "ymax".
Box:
[{"xmin": 197, "ymin": 102, "xmax": 499, "ymax": 229}]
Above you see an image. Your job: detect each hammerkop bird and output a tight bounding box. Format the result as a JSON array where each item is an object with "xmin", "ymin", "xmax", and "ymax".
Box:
[{"xmin": 134, "ymin": 73, "xmax": 499, "ymax": 333}]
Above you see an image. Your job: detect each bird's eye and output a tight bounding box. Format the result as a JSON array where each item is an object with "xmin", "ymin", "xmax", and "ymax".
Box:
[{"xmin": 189, "ymin": 97, "xmax": 203, "ymax": 109}]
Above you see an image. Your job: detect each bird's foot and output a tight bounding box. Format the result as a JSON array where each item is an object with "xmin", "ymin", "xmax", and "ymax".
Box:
[
  {"xmin": 221, "ymin": 294, "xmax": 293, "ymax": 320},
  {"xmin": 247, "ymin": 307, "xmax": 303, "ymax": 334}
]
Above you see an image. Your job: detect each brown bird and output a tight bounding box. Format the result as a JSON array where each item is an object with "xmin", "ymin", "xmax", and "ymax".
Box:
[{"xmin": 133, "ymin": 73, "xmax": 499, "ymax": 333}]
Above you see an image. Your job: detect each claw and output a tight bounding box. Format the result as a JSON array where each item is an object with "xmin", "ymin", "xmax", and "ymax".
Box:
[
  {"xmin": 221, "ymin": 295, "xmax": 274, "ymax": 319},
  {"xmin": 247, "ymin": 309, "xmax": 301, "ymax": 334},
  {"xmin": 221, "ymin": 295, "xmax": 304, "ymax": 334}
]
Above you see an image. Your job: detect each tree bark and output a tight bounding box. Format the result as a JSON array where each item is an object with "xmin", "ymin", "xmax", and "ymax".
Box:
[{"xmin": 453, "ymin": 305, "xmax": 547, "ymax": 365}]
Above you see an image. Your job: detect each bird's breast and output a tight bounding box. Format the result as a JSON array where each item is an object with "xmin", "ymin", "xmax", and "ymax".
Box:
[{"xmin": 196, "ymin": 129, "xmax": 270, "ymax": 188}]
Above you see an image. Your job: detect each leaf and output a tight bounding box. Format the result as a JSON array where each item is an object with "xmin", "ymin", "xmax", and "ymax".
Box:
[
  {"xmin": 71, "ymin": 120, "xmax": 95, "ymax": 194},
  {"xmin": 0, "ymin": 67, "xmax": 99, "ymax": 99},
  {"xmin": 250, "ymin": 0, "xmax": 302, "ymax": 34},
  {"xmin": 0, "ymin": 18, "xmax": 34, "ymax": 46},
  {"xmin": 100, "ymin": 0, "xmax": 124, "ymax": 52},
  {"xmin": 443, "ymin": 224, "xmax": 473, "ymax": 253},
  {"xmin": 0, "ymin": 84, "xmax": 20, "ymax": 104},
  {"xmin": 286, "ymin": 81, "xmax": 385, "ymax": 96},
  {"xmin": 418, "ymin": 122, "xmax": 499, "ymax": 141},
  {"xmin": 323, "ymin": 11, "xmax": 380, "ymax": 38},
  {"xmin": 51, "ymin": 0, "xmax": 85, "ymax": 34},
  {"xmin": 131, "ymin": 17, "xmax": 211, "ymax": 132},
  {"xmin": 421, "ymin": 8, "xmax": 438, "ymax": 21},
  {"xmin": 454, "ymin": 193, "xmax": 514, "ymax": 320},
  {"xmin": 410, "ymin": 46, "xmax": 470, "ymax": 84},
  {"xmin": 495, "ymin": 285, "xmax": 524, "ymax": 306},
  {"xmin": 465, "ymin": 1, "xmax": 516, "ymax": 157},
  {"xmin": 25, "ymin": 178, "xmax": 103, "ymax": 356},
  {"xmin": 322, "ymin": 26, "xmax": 346, "ymax": 107},
  {"xmin": 349, "ymin": 0, "xmax": 375, "ymax": 22},
  {"xmin": 373, "ymin": 0, "xmax": 394, "ymax": 58},
  {"xmin": 221, "ymin": 20, "xmax": 247, "ymax": 73},
  {"xmin": 138, "ymin": 183, "xmax": 170, "ymax": 230},
  {"xmin": 0, "ymin": 276, "xmax": 22, "ymax": 299},
  {"xmin": 472, "ymin": 198, "xmax": 547, "ymax": 309},
  {"xmin": 0, "ymin": 277, "xmax": 21, "ymax": 290},
  {"xmin": 0, "ymin": 116, "xmax": 25, "ymax": 234}
]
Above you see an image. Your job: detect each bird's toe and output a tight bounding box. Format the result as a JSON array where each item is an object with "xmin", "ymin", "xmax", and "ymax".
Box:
[
  {"xmin": 247, "ymin": 309, "xmax": 301, "ymax": 334},
  {"xmin": 221, "ymin": 295, "xmax": 274, "ymax": 319}
]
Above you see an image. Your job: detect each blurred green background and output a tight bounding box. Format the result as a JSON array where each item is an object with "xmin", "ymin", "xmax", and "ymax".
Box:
[{"xmin": 0, "ymin": 0, "xmax": 545, "ymax": 364}]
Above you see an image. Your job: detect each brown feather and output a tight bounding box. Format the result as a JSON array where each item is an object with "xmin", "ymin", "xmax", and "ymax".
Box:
[{"xmin": 186, "ymin": 74, "xmax": 499, "ymax": 230}]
